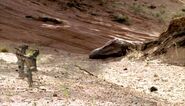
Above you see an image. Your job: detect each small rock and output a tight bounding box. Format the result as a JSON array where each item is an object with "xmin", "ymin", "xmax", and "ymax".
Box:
[
  {"xmin": 154, "ymin": 74, "xmax": 158, "ymax": 77},
  {"xmin": 150, "ymin": 86, "xmax": 158, "ymax": 92},
  {"xmin": 123, "ymin": 68, "xmax": 128, "ymax": 70},
  {"xmin": 53, "ymin": 93, "xmax": 58, "ymax": 97},
  {"xmin": 148, "ymin": 5, "xmax": 156, "ymax": 9},
  {"xmin": 54, "ymin": 49, "xmax": 59, "ymax": 53},
  {"xmin": 54, "ymin": 75, "xmax": 59, "ymax": 78},
  {"xmin": 182, "ymin": 8, "xmax": 185, "ymax": 12},
  {"xmin": 39, "ymin": 86, "xmax": 46, "ymax": 91}
]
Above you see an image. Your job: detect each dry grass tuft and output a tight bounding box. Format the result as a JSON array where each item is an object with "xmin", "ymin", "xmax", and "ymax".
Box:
[
  {"xmin": 126, "ymin": 48, "xmax": 144, "ymax": 60},
  {"xmin": 0, "ymin": 48, "xmax": 8, "ymax": 53}
]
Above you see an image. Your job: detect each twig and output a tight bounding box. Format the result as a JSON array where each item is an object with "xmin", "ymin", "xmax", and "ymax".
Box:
[{"xmin": 74, "ymin": 65, "xmax": 97, "ymax": 77}]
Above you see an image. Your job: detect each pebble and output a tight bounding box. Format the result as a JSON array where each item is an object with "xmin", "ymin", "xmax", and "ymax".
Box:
[{"xmin": 150, "ymin": 86, "xmax": 158, "ymax": 92}]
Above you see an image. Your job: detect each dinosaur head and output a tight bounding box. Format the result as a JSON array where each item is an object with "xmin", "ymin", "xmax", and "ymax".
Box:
[
  {"xmin": 89, "ymin": 39, "xmax": 129, "ymax": 59},
  {"xmin": 32, "ymin": 49, "xmax": 40, "ymax": 58}
]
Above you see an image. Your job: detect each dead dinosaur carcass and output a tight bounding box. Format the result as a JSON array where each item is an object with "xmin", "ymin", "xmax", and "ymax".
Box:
[
  {"xmin": 89, "ymin": 17, "xmax": 185, "ymax": 59},
  {"xmin": 89, "ymin": 39, "xmax": 142, "ymax": 59}
]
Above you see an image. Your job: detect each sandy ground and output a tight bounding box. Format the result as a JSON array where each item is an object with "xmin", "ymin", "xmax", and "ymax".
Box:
[
  {"xmin": 0, "ymin": 45, "xmax": 158, "ymax": 106},
  {"xmin": 0, "ymin": 42, "xmax": 184, "ymax": 105},
  {"xmin": 55, "ymin": 51, "xmax": 185, "ymax": 105},
  {"xmin": 0, "ymin": 0, "xmax": 168, "ymax": 54}
]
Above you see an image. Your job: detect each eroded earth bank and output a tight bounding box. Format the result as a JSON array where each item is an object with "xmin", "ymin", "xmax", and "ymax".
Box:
[{"xmin": 1, "ymin": 0, "xmax": 185, "ymax": 105}]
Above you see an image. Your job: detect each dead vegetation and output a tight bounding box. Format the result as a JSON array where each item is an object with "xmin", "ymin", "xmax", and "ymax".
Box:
[
  {"xmin": 112, "ymin": 13, "xmax": 130, "ymax": 25},
  {"xmin": 0, "ymin": 48, "xmax": 9, "ymax": 53}
]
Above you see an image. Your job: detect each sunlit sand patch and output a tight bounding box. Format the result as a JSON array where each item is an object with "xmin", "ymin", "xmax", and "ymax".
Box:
[
  {"xmin": 41, "ymin": 24, "xmax": 62, "ymax": 29},
  {"xmin": 120, "ymin": 26, "xmax": 130, "ymax": 30},
  {"xmin": 109, "ymin": 35, "xmax": 133, "ymax": 41},
  {"xmin": 139, "ymin": 31, "xmax": 160, "ymax": 37},
  {"xmin": 0, "ymin": 53, "xmax": 17, "ymax": 63},
  {"xmin": 92, "ymin": 21, "xmax": 112, "ymax": 27},
  {"xmin": 95, "ymin": 58, "xmax": 185, "ymax": 104},
  {"xmin": 179, "ymin": 0, "xmax": 185, "ymax": 4},
  {"xmin": 121, "ymin": 26, "xmax": 159, "ymax": 38},
  {"xmin": 41, "ymin": 24, "xmax": 70, "ymax": 29},
  {"xmin": 89, "ymin": 28, "xmax": 100, "ymax": 32},
  {"xmin": 127, "ymin": 33, "xmax": 147, "ymax": 41}
]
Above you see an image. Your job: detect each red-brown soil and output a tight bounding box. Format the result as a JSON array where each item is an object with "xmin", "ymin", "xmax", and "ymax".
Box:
[{"xmin": 2, "ymin": 0, "xmax": 177, "ymax": 54}]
